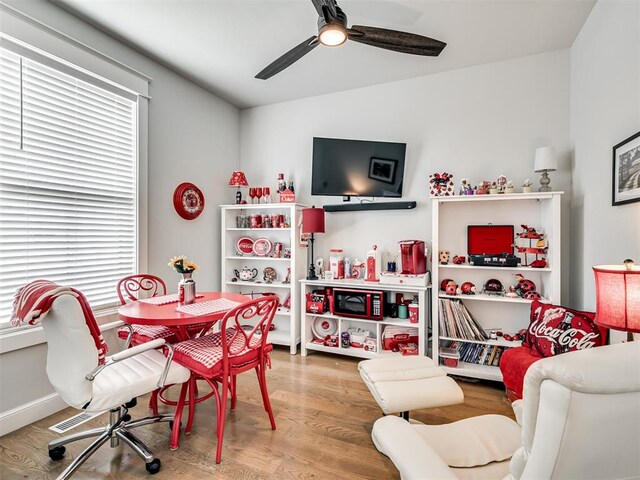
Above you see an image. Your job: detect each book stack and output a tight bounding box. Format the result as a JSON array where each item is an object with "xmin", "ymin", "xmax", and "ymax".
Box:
[
  {"xmin": 444, "ymin": 341, "xmax": 505, "ymax": 367},
  {"xmin": 438, "ymin": 299, "xmax": 488, "ymax": 341}
]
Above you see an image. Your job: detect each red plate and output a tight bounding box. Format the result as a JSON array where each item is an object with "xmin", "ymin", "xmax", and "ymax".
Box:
[
  {"xmin": 236, "ymin": 237, "xmax": 254, "ymax": 256},
  {"xmin": 253, "ymin": 238, "xmax": 272, "ymax": 257}
]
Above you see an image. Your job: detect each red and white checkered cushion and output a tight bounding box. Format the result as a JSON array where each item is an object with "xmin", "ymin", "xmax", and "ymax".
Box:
[
  {"xmin": 172, "ymin": 328, "xmax": 269, "ymax": 377},
  {"xmin": 117, "ymin": 325, "xmax": 177, "ymax": 345}
]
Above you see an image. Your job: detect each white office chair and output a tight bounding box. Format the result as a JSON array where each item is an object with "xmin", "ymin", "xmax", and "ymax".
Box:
[
  {"xmin": 41, "ymin": 294, "xmax": 190, "ymax": 479},
  {"xmin": 372, "ymin": 341, "xmax": 640, "ymax": 479}
]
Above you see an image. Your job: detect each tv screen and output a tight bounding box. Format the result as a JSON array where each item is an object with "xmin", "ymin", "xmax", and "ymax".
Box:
[{"xmin": 311, "ymin": 137, "xmax": 406, "ymax": 198}]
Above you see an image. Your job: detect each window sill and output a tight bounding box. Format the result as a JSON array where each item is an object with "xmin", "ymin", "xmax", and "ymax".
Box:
[{"xmin": 0, "ymin": 307, "xmax": 122, "ymax": 355}]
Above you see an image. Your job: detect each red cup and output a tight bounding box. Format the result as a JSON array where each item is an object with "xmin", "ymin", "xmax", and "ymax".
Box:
[{"xmin": 408, "ymin": 303, "xmax": 419, "ymax": 324}]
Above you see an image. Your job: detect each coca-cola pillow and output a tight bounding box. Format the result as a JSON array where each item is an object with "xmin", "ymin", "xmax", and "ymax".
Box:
[{"xmin": 526, "ymin": 300, "xmax": 607, "ymax": 357}]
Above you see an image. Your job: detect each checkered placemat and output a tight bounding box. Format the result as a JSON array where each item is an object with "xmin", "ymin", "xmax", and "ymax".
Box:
[
  {"xmin": 139, "ymin": 293, "xmax": 204, "ymax": 306},
  {"xmin": 175, "ymin": 298, "xmax": 241, "ymax": 316}
]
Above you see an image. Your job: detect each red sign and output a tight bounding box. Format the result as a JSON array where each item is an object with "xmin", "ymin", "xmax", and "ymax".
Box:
[{"xmin": 279, "ymin": 188, "xmax": 295, "ymax": 203}]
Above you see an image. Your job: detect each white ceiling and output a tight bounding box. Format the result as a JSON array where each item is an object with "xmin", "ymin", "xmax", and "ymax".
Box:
[{"xmin": 52, "ymin": 0, "xmax": 595, "ymax": 109}]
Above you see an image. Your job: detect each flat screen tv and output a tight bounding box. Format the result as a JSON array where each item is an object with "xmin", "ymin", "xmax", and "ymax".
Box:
[{"xmin": 312, "ymin": 137, "xmax": 406, "ymax": 198}]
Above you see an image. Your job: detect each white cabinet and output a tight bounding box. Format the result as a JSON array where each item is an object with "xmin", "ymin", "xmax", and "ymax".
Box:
[
  {"xmin": 221, "ymin": 204, "xmax": 306, "ymax": 354},
  {"xmin": 431, "ymin": 192, "xmax": 562, "ymax": 381},
  {"xmin": 300, "ymin": 279, "xmax": 430, "ymax": 359}
]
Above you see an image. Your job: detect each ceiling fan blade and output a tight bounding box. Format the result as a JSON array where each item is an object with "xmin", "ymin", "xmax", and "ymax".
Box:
[
  {"xmin": 310, "ymin": 0, "xmax": 337, "ymax": 19},
  {"xmin": 255, "ymin": 36, "xmax": 319, "ymax": 80},
  {"xmin": 348, "ymin": 25, "xmax": 446, "ymax": 56}
]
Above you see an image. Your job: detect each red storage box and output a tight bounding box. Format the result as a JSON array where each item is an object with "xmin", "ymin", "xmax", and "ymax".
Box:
[{"xmin": 382, "ymin": 326, "xmax": 419, "ymax": 351}]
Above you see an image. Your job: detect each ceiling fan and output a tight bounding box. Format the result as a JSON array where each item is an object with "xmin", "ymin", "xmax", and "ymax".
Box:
[{"xmin": 255, "ymin": 0, "xmax": 446, "ymax": 80}]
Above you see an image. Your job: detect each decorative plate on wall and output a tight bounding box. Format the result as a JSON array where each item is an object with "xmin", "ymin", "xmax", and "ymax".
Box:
[{"xmin": 173, "ymin": 182, "xmax": 205, "ymax": 220}]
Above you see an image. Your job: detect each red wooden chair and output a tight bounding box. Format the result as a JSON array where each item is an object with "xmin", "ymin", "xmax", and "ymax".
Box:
[
  {"xmin": 171, "ymin": 296, "xmax": 278, "ymax": 462},
  {"xmin": 116, "ymin": 274, "xmax": 177, "ymax": 346}
]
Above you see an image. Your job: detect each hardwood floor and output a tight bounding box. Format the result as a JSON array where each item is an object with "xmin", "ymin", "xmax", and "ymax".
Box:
[{"xmin": 0, "ymin": 348, "xmax": 513, "ymax": 479}]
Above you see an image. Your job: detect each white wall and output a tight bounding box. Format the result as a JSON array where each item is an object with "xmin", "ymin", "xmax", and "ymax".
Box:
[
  {"xmin": 569, "ymin": 0, "xmax": 640, "ymax": 323},
  {"xmin": 241, "ymin": 50, "xmax": 571, "ymax": 285},
  {"xmin": 0, "ymin": 0, "xmax": 239, "ymax": 433}
]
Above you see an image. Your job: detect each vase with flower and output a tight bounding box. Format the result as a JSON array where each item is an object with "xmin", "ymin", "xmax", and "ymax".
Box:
[{"xmin": 168, "ymin": 256, "xmax": 199, "ymax": 305}]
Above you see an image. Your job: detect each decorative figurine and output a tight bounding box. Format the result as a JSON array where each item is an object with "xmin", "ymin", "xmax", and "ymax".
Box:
[
  {"xmin": 496, "ymin": 175, "xmax": 507, "ymax": 193},
  {"xmin": 263, "ymin": 267, "xmax": 277, "ymax": 283},
  {"xmin": 515, "ymin": 225, "xmax": 548, "ymax": 267},
  {"xmin": 429, "ymin": 172, "xmax": 455, "ymax": 196},
  {"xmin": 522, "ymin": 178, "xmax": 533, "ymax": 193},
  {"xmin": 453, "ymin": 255, "xmax": 465, "ymax": 264},
  {"xmin": 283, "ymin": 267, "xmax": 291, "ymax": 284},
  {"xmin": 460, "ymin": 282, "xmax": 476, "ymax": 294},
  {"xmin": 459, "ymin": 178, "xmax": 470, "ymax": 196}
]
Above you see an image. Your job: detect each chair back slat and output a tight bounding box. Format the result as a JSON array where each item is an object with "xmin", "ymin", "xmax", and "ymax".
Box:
[
  {"xmin": 220, "ymin": 296, "xmax": 279, "ymax": 369},
  {"xmin": 117, "ymin": 274, "xmax": 166, "ymax": 305}
]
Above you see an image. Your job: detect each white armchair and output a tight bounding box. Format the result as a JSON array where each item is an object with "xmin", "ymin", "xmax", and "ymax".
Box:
[
  {"xmin": 372, "ymin": 341, "xmax": 640, "ymax": 480},
  {"xmin": 41, "ymin": 294, "xmax": 190, "ymax": 478}
]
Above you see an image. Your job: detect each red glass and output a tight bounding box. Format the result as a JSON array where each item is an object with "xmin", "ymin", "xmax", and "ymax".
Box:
[
  {"xmin": 255, "ymin": 187, "xmax": 263, "ymax": 203},
  {"xmin": 263, "ymin": 187, "xmax": 270, "ymax": 203},
  {"xmin": 248, "ymin": 187, "xmax": 256, "ymax": 204}
]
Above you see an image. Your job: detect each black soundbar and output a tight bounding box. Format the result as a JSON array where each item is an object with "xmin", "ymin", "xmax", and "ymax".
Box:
[{"xmin": 323, "ymin": 201, "xmax": 417, "ymax": 212}]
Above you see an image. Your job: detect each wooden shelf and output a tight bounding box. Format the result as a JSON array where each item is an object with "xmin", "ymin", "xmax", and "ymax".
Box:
[
  {"xmin": 439, "ymin": 264, "xmax": 552, "ymax": 272},
  {"xmin": 225, "ymin": 281, "xmax": 291, "ymax": 289},
  {"xmin": 432, "ymin": 192, "xmax": 563, "ymax": 203},
  {"xmin": 439, "ymin": 336, "xmax": 521, "ymax": 348},
  {"xmin": 442, "ymin": 362, "xmax": 503, "ymax": 382},
  {"xmin": 226, "ymin": 227, "xmax": 291, "ymax": 231},
  {"xmin": 438, "ymin": 293, "xmax": 549, "ymax": 304},
  {"xmin": 304, "ymin": 311, "xmax": 418, "ymax": 328},
  {"xmin": 226, "ymin": 256, "xmax": 290, "ymax": 261}
]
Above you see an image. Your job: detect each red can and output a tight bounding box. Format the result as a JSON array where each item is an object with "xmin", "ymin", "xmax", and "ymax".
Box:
[
  {"xmin": 250, "ymin": 214, "xmax": 262, "ymax": 229},
  {"xmin": 271, "ymin": 214, "xmax": 280, "ymax": 228},
  {"xmin": 279, "ymin": 214, "xmax": 286, "ymax": 227},
  {"xmin": 273, "ymin": 242, "xmax": 283, "ymax": 258}
]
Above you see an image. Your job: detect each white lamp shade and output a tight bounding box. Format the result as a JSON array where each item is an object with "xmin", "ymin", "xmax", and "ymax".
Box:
[{"xmin": 534, "ymin": 146, "xmax": 557, "ymax": 172}]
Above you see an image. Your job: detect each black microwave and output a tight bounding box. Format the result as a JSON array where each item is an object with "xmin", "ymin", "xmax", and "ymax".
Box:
[{"xmin": 332, "ymin": 288, "xmax": 383, "ymax": 320}]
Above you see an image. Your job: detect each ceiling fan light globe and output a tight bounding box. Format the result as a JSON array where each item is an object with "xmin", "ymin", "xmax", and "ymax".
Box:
[{"xmin": 319, "ymin": 24, "xmax": 347, "ymax": 47}]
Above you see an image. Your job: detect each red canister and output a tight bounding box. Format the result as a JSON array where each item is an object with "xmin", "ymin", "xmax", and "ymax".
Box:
[{"xmin": 274, "ymin": 242, "xmax": 283, "ymax": 258}]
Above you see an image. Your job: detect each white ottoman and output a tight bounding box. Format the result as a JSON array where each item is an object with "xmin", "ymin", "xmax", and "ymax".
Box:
[{"xmin": 358, "ymin": 356, "xmax": 464, "ymax": 417}]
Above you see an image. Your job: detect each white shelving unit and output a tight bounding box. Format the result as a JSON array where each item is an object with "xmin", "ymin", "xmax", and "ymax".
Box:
[
  {"xmin": 431, "ymin": 192, "xmax": 562, "ymax": 381},
  {"xmin": 221, "ymin": 203, "xmax": 307, "ymax": 354},
  {"xmin": 300, "ymin": 278, "xmax": 430, "ymax": 359}
]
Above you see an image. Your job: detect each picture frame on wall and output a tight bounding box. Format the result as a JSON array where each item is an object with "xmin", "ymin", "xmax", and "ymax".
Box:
[
  {"xmin": 369, "ymin": 157, "xmax": 397, "ymax": 184},
  {"xmin": 612, "ymin": 131, "xmax": 640, "ymax": 206}
]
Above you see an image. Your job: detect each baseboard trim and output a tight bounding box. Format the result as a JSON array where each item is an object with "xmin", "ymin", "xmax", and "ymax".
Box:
[{"xmin": 0, "ymin": 392, "xmax": 66, "ymax": 437}]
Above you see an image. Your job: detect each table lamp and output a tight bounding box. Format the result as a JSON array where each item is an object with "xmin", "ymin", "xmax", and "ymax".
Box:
[
  {"xmin": 534, "ymin": 146, "xmax": 557, "ymax": 192},
  {"xmin": 593, "ymin": 259, "xmax": 640, "ymax": 342},
  {"xmin": 302, "ymin": 207, "xmax": 325, "ymax": 280},
  {"xmin": 228, "ymin": 171, "xmax": 249, "ymax": 204}
]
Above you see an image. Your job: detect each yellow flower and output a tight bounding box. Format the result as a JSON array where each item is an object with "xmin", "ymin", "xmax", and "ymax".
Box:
[
  {"xmin": 168, "ymin": 255, "xmax": 186, "ymax": 268},
  {"xmin": 184, "ymin": 261, "xmax": 199, "ymax": 272}
]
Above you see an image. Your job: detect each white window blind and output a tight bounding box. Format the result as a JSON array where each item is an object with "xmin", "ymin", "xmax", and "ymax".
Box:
[{"xmin": 0, "ymin": 47, "xmax": 138, "ymax": 325}]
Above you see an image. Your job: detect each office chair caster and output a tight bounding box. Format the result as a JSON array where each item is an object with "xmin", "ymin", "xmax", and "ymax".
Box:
[
  {"xmin": 145, "ymin": 458, "xmax": 161, "ymax": 474},
  {"xmin": 49, "ymin": 445, "xmax": 66, "ymax": 461}
]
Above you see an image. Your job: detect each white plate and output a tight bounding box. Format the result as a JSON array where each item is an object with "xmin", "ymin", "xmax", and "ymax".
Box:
[{"xmin": 311, "ymin": 316, "xmax": 338, "ymax": 340}]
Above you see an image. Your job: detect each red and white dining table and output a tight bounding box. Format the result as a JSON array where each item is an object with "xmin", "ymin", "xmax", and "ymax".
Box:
[
  {"xmin": 117, "ymin": 291, "xmax": 250, "ymax": 449},
  {"xmin": 118, "ymin": 291, "xmax": 250, "ymax": 342}
]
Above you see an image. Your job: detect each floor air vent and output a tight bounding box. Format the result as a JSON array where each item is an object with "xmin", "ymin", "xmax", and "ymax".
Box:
[{"xmin": 49, "ymin": 411, "xmax": 103, "ymax": 434}]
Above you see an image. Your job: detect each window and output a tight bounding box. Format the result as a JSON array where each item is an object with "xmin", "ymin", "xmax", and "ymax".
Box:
[{"xmin": 0, "ymin": 46, "xmax": 138, "ymax": 326}]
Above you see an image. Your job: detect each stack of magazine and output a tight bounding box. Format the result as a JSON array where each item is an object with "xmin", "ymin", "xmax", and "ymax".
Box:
[
  {"xmin": 445, "ymin": 341, "xmax": 505, "ymax": 367},
  {"xmin": 438, "ymin": 299, "xmax": 488, "ymax": 341}
]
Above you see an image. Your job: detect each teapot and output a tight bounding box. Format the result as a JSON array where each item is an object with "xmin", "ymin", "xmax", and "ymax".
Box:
[{"xmin": 234, "ymin": 266, "xmax": 258, "ymax": 281}]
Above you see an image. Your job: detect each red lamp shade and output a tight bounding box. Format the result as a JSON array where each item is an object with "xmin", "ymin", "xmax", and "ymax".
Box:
[
  {"xmin": 302, "ymin": 207, "xmax": 325, "ymax": 234},
  {"xmin": 228, "ymin": 171, "xmax": 249, "ymax": 187},
  {"xmin": 593, "ymin": 264, "xmax": 640, "ymax": 333}
]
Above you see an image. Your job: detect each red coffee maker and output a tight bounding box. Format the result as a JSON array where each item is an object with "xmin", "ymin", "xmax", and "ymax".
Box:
[{"xmin": 399, "ymin": 240, "xmax": 427, "ymax": 274}]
